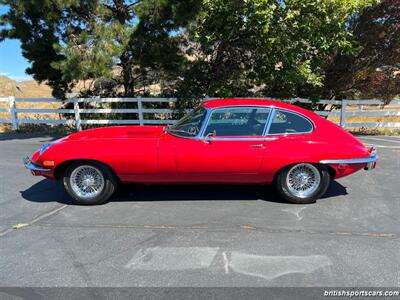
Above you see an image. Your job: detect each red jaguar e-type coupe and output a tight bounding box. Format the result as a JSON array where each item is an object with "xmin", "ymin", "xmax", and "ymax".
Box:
[{"xmin": 24, "ymin": 98, "xmax": 377, "ymax": 205}]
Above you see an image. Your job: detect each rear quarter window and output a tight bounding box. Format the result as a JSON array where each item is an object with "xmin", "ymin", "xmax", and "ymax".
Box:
[{"xmin": 268, "ymin": 110, "xmax": 313, "ymax": 134}]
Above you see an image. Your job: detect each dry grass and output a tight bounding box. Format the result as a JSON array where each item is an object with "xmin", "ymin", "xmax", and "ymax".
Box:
[
  {"xmin": 329, "ymin": 116, "xmax": 400, "ymax": 123},
  {"xmin": 0, "ymin": 99, "xmax": 63, "ymax": 133},
  {"xmin": 348, "ymin": 128, "xmax": 400, "ymax": 136},
  {"xmin": 0, "ymin": 76, "xmax": 60, "ymax": 133},
  {"xmin": 326, "ymin": 103, "xmax": 400, "ymax": 135},
  {"xmin": 0, "ymin": 124, "xmax": 11, "ymax": 132},
  {"xmin": 0, "ymin": 76, "xmax": 53, "ymax": 98}
]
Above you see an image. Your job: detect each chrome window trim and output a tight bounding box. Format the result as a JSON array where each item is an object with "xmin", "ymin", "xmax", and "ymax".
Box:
[
  {"xmin": 200, "ymin": 106, "xmax": 272, "ymax": 138},
  {"xmin": 266, "ymin": 108, "xmax": 315, "ymax": 136},
  {"xmin": 169, "ymin": 104, "xmax": 315, "ymax": 140},
  {"xmin": 198, "ymin": 106, "xmax": 213, "ymax": 137},
  {"xmin": 167, "ymin": 106, "xmax": 211, "ymax": 140},
  {"xmin": 263, "ymin": 108, "xmax": 275, "ymax": 136},
  {"xmin": 206, "ymin": 137, "xmax": 277, "ymax": 142}
]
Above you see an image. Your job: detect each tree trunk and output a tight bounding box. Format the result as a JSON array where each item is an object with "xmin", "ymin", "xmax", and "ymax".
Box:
[{"xmin": 120, "ymin": 53, "xmax": 135, "ymax": 97}]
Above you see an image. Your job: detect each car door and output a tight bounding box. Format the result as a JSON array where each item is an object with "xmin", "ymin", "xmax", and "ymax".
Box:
[
  {"xmin": 173, "ymin": 107, "xmax": 273, "ymax": 181},
  {"xmin": 260, "ymin": 109, "xmax": 315, "ymax": 182}
]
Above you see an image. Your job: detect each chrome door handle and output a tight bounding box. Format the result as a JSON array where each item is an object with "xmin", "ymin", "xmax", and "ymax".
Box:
[{"xmin": 249, "ymin": 144, "xmax": 265, "ymax": 149}]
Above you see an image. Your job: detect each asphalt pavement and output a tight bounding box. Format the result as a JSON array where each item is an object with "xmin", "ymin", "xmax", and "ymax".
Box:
[{"xmin": 0, "ymin": 133, "xmax": 399, "ymax": 287}]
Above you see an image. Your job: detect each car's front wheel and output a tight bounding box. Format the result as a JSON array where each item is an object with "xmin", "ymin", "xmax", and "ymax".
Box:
[
  {"xmin": 275, "ymin": 163, "xmax": 330, "ymax": 204},
  {"xmin": 63, "ymin": 161, "xmax": 117, "ymax": 205}
]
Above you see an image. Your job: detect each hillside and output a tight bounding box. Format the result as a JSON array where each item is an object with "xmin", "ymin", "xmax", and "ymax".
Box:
[
  {"xmin": 0, "ymin": 76, "xmax": 56, "ymax": 132},
  {"xmin": 0, "ymin": 76, "xmax": 53, "ymax": 98},
  {"xmin": 0, "ymin": 75, "xmax": 160, "ymax": 98}
]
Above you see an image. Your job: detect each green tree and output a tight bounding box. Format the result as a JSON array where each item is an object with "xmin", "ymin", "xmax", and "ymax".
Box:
[
  {"xmin": 0, "ymin": 0, "xmax": 69, "ymax": 98},
  {"xmin": 176, "ymin": 0, "xmax": 377, "ymax": 106},
  {"xmin": 0, "ymin": 0, "xmax": 199, "ymax": 98},
  {"xmin": 2, "ymin": 0, "xmax": 387, "ymax": 105},
  {"xmin": 324, "ymin": 0, "xmax": 400, "ymax": 102}
]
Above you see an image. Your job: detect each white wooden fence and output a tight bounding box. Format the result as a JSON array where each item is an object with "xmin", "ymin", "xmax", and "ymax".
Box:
[{"xmin": 0, "ymin": 96, "xmax": 399, "ymax": 131}]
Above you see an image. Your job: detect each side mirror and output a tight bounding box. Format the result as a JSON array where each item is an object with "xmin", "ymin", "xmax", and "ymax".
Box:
[{"xmin": 203, "ymin": 131, "xmax": 216, "ymax": 144}]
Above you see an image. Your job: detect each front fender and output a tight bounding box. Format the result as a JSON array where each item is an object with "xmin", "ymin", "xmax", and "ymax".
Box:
[{"xmin": 37, "ymin": 138, "xmax": 158, "ymax": 179}]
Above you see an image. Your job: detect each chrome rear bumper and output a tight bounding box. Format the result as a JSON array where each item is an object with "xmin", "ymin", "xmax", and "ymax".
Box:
[
  {"xmin": 320, "ymin": 147, "xmax": 378, "ymax": 171},
  {"xmin": 23, "ymin": 157, "xmax": 51, "ymax": 172}
]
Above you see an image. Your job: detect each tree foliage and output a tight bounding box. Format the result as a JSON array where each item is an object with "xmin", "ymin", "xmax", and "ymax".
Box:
[
  {"xmin": 324, "ymin": 0, "xmax": 400, "ymax": 102},
  {"xmin": 0, "ymin": 0, "xmax": 69, "ymax": 98},
  {"xmin": 2, "ymin": 0, "xmax": 398, "ymax": 105},
  {"xmin": 0, "ymin": 0, "xmax": 199, "ymax": 98},
  {"xmin": 176, "ymin": 0, "xmax": 377, "ymax": 105}
]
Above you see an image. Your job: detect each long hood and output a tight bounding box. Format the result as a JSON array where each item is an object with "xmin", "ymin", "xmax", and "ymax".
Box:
[{"xmin": 61, "ymin": 125, "xmax": 165, "ymax": 141}]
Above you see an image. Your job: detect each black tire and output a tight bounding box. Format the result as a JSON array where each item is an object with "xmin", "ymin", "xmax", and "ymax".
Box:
[
  {"xmin": 62, "ymin": 161, "xmax": 117, "ymax": 205},
  {"xmin": 275, "ymin": 163, "xmax": 330, "ymax": 204}
]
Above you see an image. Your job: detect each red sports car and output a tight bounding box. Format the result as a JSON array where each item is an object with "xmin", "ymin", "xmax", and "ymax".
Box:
[{"xmin": 24, "ymin": 98, "xmax": 378, "ymax": 205}]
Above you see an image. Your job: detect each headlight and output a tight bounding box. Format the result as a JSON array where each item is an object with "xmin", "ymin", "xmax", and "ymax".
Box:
[{"xmin": 39, "ymin": 143, "xmax": 52, "ymax": 155}]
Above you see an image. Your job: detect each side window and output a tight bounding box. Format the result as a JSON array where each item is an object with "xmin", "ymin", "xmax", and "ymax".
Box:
[
  {"xmin": 268, "ymin": 110, "xmax": 313, "ymax": 134},
  {"xmin": 204, "ymin": 107, "xmax": 270, "ymax": 137}
]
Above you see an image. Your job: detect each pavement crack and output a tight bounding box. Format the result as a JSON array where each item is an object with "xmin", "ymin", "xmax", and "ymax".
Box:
[
  {"xmin": 0, "ymin": 228, "xmax": 14, "ymax": 237},
  {"xmin": 36, "ymin": 223, "xmax": 210, "ymax": 230},
  {"xmin": 31, "ymin": 222, "xmax": 398, "ymax": 238},
  {"xmin": 0, "ymin": 204, "xmax": 68, "ymax": 237}
]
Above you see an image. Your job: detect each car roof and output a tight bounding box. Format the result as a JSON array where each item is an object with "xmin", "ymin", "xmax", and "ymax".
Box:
[{"xmin": 203, "ymin": 98, "xmax": 307, "ymax": 112}]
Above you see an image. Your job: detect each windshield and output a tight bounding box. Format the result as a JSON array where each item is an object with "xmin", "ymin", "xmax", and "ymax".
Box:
[{"xmin": 169, "ymin": 106, "xmax": 207, "ymax": 137}]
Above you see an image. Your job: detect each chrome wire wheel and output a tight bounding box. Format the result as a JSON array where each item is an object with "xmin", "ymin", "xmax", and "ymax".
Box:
[
  {"xmin": 286, "ymin": 163, "xmax": 321, "ymax": 199},
  {"xmin": 70, "ymin": 165, "xmax": 105, "ymax": 199}
]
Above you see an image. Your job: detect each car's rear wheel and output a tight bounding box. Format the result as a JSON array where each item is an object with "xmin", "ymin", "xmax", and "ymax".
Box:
[
  {"xmin": 63, "ymin": 161, "xmax": 117, "ymax": 205},
  {"xmin": 275, "ymin": 163, "xmax": 330, "ymax": 204}
]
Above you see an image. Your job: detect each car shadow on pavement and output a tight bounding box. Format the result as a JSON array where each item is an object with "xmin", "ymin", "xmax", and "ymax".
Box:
[
  {"xmin": 321, "ymin": 181, "xmax": 348, "ymax": 199},
  {"xmin": 20, "ymin": 179, "xmax": 72, "ymax": 204},
  {"xmin": 21, "ymin": 179, "xmax": 348, "ymax": 205}
]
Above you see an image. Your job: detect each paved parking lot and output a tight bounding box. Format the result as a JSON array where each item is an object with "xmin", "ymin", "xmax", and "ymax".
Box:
[{"xmin": 0, "ymin": 133, "xmax": 399, "ymax": 287}]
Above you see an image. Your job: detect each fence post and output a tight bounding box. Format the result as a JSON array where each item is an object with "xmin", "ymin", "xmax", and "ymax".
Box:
[
  {"xmin": 340, "ymin": 99, "xmax": 347, "ymax": 128},
  {"xmin": 137, "ymin": 96, "xmax": 144, "ymax": 125},
  {"xmin": 9, "ymin": 96, "xmax": 18, "ymax": 131},
  {"xmin": 73, "ymin": 100, "xmax": 82, "ymax": 131}
]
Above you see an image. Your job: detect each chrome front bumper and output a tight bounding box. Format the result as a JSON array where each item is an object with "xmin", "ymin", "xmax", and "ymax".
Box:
[
  {"xmin": 23, "ymin": 157, "xmax": 51, "ymax": 172},
  {"xmin": 320, "ymin": 147, "xmax": 378, "ymax": 171}
]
